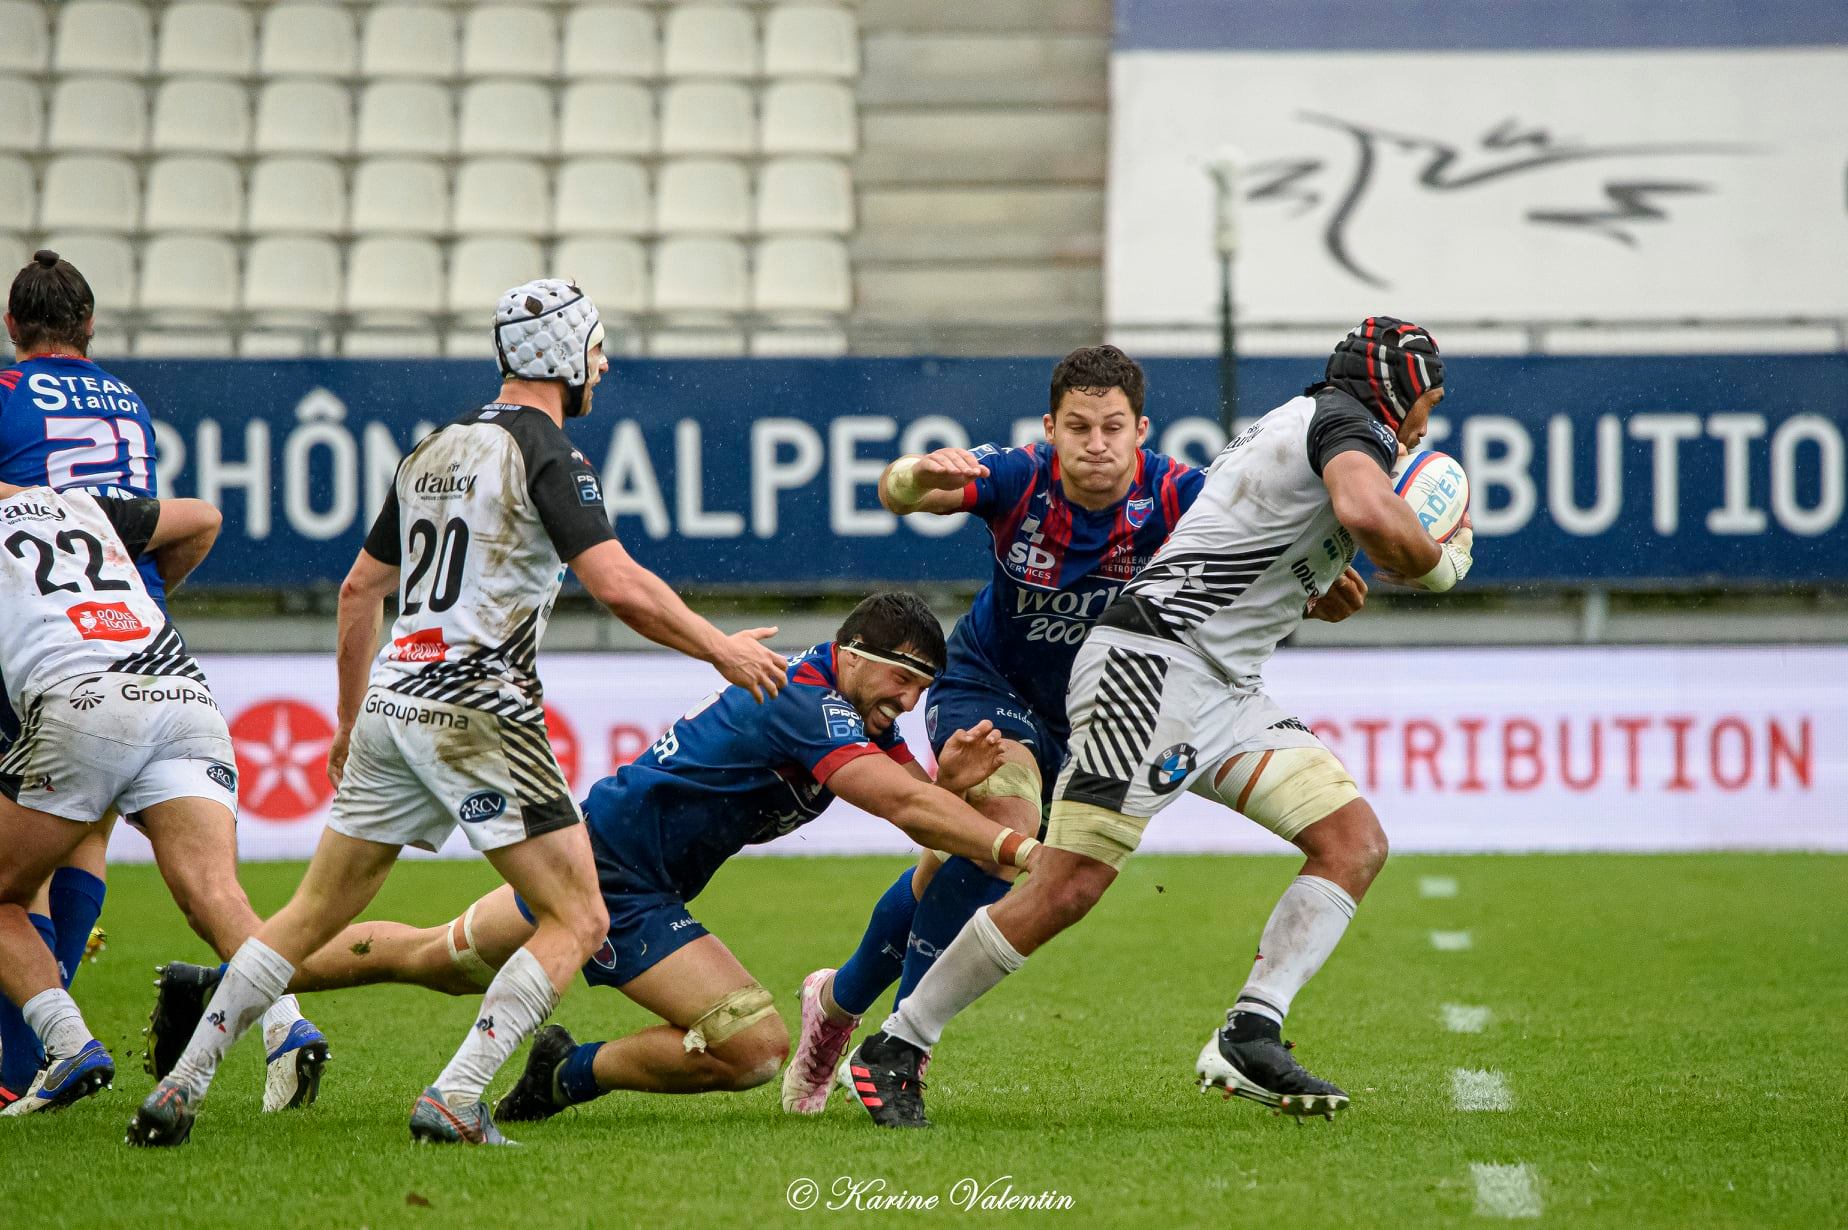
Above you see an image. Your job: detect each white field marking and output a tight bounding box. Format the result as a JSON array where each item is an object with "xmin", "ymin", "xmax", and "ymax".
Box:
[
  {"xmin": 1442, "ymin": 1003, "xmax": 1493, "ymax": 1033},
  {"xmin": 1451, "ymin": 1068, "xmax": 1514, "ymax": 1112},
  {"xmin": 1418, "ymin": 875, "xmax": 1459, "ymax": 898},
  {"xmin": 1470, "ymin": 1163, "xmax": 1542, "ymax": 1219},
  {"xmin": 1429, "ymin": 930, "xmax": 1474, "ymax": 951}
]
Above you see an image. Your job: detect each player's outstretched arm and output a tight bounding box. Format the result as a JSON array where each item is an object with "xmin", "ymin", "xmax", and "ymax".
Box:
[
  {"xmin": 143, "ymin": 497, "xmax": 223, "ymax": 591},
  {"xmin": 329, "ymin": 549, "xmax": 399, "ymax": 785},
  {"xmin": 878, "ymin": 448, "xmax": 990, "ymax": 515},
  {"xmin": 829, "ymin": 752, "xmax": 1040, "ymax": 872},
  {"xmin": 1323, "ymin": 452, "xmax": 1473, "ymax": 592},
  {"xmin": 568, "ymin": 538, "xmax": 787, "ymax": 701}
]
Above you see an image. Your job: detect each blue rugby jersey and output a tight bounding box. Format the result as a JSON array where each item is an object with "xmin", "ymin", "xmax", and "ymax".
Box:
[{"xmin": 941, "ymin": 443, "xmax": 1204, "ymax": 734}]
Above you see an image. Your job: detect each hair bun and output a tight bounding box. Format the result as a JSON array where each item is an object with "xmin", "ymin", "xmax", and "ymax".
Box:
[{"xmin": 33, "ymin": 249, "xmax": 59, "ymax": 268}]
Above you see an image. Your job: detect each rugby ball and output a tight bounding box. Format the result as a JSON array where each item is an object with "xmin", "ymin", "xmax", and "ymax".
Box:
[{"xmin": 1391, "ymin": 449, "xmax": 1470, "ymax": 543}]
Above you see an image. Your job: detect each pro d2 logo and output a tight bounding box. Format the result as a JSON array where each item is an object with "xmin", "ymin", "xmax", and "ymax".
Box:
[
  {"xmin": 1147, "ymin": 743, "xmax": 1198, "ymax": 795},
  {"xmin": 458, "ymin": 790, "xmax": 507, "ymax": 823}
]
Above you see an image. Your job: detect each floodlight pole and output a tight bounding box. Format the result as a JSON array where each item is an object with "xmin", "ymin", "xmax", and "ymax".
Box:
[{"xmin": 1207, "ymin": 151, "xmax": 1243, "ymax": 435}]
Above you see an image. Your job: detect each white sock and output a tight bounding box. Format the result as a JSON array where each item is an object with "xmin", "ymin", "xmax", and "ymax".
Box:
[
  {"xmin": 169, "ymin": 938, "xmax": 295, "ymax": 1098},
  {"xmin": 261, "ymin": 994, "xmax": 305, "ymax": 1053},
  {"xmin": 884, "ymin": 906, "xmax": 1025, "ymax": 1052},
  {"xmin": 21, "ymin": 988, "xmax": 93, "ymax": 1060},
  {"xmin": 434, "ymin": 946, "xmax": 558, "ymax": 1108},
  {"xmin": 1232, "ymin": 875, "xmax": 1357, "ymax": 1026}
]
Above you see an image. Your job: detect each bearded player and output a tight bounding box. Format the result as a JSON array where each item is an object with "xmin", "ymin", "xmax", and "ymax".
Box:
[{"xmin": 846, "ymin": 318, "xmax": 1472, "ymax": 1127}]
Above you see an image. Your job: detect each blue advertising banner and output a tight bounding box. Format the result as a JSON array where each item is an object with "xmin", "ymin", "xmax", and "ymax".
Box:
[{"xmin": 72, "ymin": 353, "xmax": 1848, "ymax": 588}]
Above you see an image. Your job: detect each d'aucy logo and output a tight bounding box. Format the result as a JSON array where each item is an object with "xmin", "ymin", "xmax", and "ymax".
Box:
[{"xmin": 458, "ymin": 790, "xmax": 507, "ymax": 823}]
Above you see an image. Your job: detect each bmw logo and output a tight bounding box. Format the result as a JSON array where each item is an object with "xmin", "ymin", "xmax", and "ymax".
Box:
[{"xmin": 1146, "ymin": 743, "xmax": 1198, "ymax": 795}]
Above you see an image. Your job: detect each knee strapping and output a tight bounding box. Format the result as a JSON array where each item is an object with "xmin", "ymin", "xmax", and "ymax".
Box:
[
  {"xmin": 1044, "ymin": 800, "xmax": 1147, "ymax": 870},
  {"xmin": 682, "ymin": 983, "xmax": 776, "ymax": 1053},
  {"xmin": 444, "ymin": 901, "xmax": 498, "ymax": 990},
  {"xmin": 1206, "ymin": 748, "xmax": 1359, "ymax": 841},
  {"xmin": 965, "ymin": 759, "xmax": 1042, "ymax": 807}
]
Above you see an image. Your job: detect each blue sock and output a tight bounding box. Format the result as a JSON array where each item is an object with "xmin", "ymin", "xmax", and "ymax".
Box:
[
  {"xmin": 48, "ymin": 867, "xmax": 106, "ymax": 991},
  {"xmin": 557, "ymin": 1041, "xmax": 607, "ymax": 1105},
  {"xmin": 0, "ymin": 914, "xmax": 58, "ymax": 1090},
  {"xmin": 894, "ymin": 857, "xmax": 1010, "ymax": 1009},
  {"xmin": 831, "ymin": 867, "xmax": 918, "ymax": 1017}
]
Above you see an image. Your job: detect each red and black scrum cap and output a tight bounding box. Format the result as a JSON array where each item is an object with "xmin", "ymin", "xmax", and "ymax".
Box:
[{"xmin": 1324, "ymin": 317, "xmax": 1443, "ymax": 429}]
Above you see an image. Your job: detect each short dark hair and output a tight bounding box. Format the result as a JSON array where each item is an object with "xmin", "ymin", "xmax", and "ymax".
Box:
[
  {"xmin": 8, "ymin": 250, "xmax": 94, "ymax": 355},
  {"xmin": 836, "ymin": 591, "xmax": 946, "ymax": 675},
  {"xmin": 1049, "ymin": 344, "xmax": 1146, "ymax": 418}
]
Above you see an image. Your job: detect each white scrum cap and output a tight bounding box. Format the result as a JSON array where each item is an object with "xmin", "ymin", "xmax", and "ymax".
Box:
[{"xmin": 493, "ymin": 278, "xmax": 605, "ymax": 387}]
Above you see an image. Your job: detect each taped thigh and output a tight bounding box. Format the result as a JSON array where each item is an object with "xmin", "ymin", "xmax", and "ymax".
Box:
[
  {"xmin": 444, "ymin": 900, "xmax": 498, "ymax": 989},
  {"xmin": 683, "ymin": 982, "xmax": 776, "ymax": 1053},
  {"xmin": 1043, "ymin": 800, "xmax": 1148, "ymax": 870},
  {"xmin": 964, "ymin": 758, "xmax": 1042, "ymax": 808},
  {"xmin": 1202, "ymin": 747, "xmax": 1360, "ymax": 842}
]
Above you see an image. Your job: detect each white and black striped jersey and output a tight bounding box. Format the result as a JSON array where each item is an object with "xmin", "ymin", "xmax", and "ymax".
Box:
[
  {"xmin": 361, "ymin": 402, "xmax": 616, "ymax": 722},
  {"xmin": 1096, "ymin": 388, "xmax": 1399, "ymax": 684},
  {"xmin": 0, "ymin": 485, "xmax": 203, "ymax": 712}
]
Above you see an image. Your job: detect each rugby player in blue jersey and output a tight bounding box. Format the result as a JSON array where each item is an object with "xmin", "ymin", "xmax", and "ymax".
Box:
[
  {"xmin": 0, "ymin": 251, "xmax": 327, "ymax": 1114},
  {"xmin": 781, "ymin": 346, "xmax": 1369, "ymax": 1113}
]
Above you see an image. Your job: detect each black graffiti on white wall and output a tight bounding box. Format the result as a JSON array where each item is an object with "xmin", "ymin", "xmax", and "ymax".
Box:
[{"xmin": 1244, "ymin": 115, "xmax": 1756, "ymax": 288}]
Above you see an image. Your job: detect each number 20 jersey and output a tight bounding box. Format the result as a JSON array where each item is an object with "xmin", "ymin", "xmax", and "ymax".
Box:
[{"xmin": 361, "ymin": 402, "xmax": 615, "ymax": 722}]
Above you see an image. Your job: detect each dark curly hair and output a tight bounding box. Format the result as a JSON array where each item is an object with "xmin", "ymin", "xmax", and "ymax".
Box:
[
  {"xmin": 1049, "ymin": 344, "xmax": 1146, "ymax": 418},
  {"xmin": 836, "ymin": 591, "xmax": 946, "ymax": 676},
  {"xmin": 8, "ymin": 250, "xmax": 95, "ymax": 355}
]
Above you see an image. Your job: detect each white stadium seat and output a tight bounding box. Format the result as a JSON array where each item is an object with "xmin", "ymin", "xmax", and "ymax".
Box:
[
  {"xmin": 344, "ymin": 237, "xmax": 445, "ymax": 317},
  {"xmin": 760, "ymin": 81, "xmax": 856, "ymax": 155},
  {"xmin": 144, "ymin": 157, "xmax": 243, "ymax": 233},
  {"xmin": 138, "ymin": 234, "xmax": 239, "ymax": 315},
  {"xmin": 259, "ymin": 5, "xmax": 359, "ymax": 78},
  {"xmin": 553, "ymin": 160, "xmax": 650, "ymax": 236},
  {"xmin": 756, "ymin": 158, "xmax": 853, "ymax": 233},
  {"xmin": 0, "ymin": 160, "xmax": 32, "ymax": 234},
  {"xmin": 244, "ymin": 237, "xmax": 343, "ymax": 315},
  {"xmin": 763, "ymin": 5, "xmax": 858, "ymax": 77},
  {"xmin": 659, "ymin": 81, "xmax": 753, "ymax": 155},
  {"xmin": 452, "ymin": 159, "xmax": 551, "ymax": 237},
  {"xmin": 255, "ymin": 80, "xmax": 353, "ymax": 155},
  {"xmin": 340, "ymin": 327, "xmax": 441, "ymax": 358},
  {"xmin": 132, "ymin": 330, "xmax": 235, "ymax": 357},
  {"xmin": 559, "ymin": 83, "xmax": 654, "ymax": 156},
  {"xmin": 357, "ymin": 82, "xmax": 454, "ymax": 157},
  {"xmin": 0, "ymin": 234, "xmax": 27, "ymax": 280},
  {"xmin": 753, "ymin": 235, "xmax": 850, "ymax": 312},
  {"xmin": 38, "ymin": 155, "xmax": 139, "ymax": 232},
  {"xmin": 655, "ymin": 159, "xmax": 751, "ymax": 235},
  {"xmin": 553, "ymin": 237, "xmax": 647, "ymax": 314},
  {"xmin": 39, "ymin": 233, "xmax": 136, "ymax": 311},
  {"xmin": 54, "ymin": 1, "xmax": 152, "ymax": 74},
  {"xmin": 652, "ymin": 236, "xmax": 747, "ymax": 312},
  {"xmin": 446, "ymin": 237, "xmax": 544, "ymax": 313},
  {"xmin": 248, "ymin": 158, "xmax": 347, "ymax": 236},
  {"xmin": 0, "ymin": 81, "xmax": 42, "ymax": 154},
  {"xmin": 662, "ymin": 5, "xmax": 756, "ymax": 77},
  {"xmin": 561, "ymin": 4, "xmax": 657, "ymax": 79},
  {"xmin": 0, "ymin": 1, "xmax": 51, "ymax": 72},
  {"xmin": 349, "ymin": 159, "xmax": 449, "ymax": 234},
  {"xmin": 647, "ymin": 325, "xmax": 746, "ymax": 358},
  {"xmin": 360, "ymin": 4, "xmax": 458, "ymax": 79},
  {"xmin": 47, "ymin": 78, "xmax": 147, "ymax": 155},
  {"xmin": 151, "ymin": 80, "xmax": 252, "ymax": 156},
  {"xmin": 458, "ymin": 82, "xmax": 556, "ymax": 157},
  {"xmin": 157, "ymin": 3, "xmax": 256, "ymax": 76},
  {"xmin": 750, "ymin": 324, "xmax": 848, "ymax": 357},
  {"xmin": 461, "ymin": 5, "xmax": 558, "ymax": 77}
]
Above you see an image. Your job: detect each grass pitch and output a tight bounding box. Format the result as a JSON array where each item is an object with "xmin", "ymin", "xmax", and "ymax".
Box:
[{"xmin": 10, "ymin": 853, "xmax": 1847, "ymax": 1228}]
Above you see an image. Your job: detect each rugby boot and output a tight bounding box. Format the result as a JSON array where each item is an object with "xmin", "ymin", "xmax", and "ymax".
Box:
[
  {"xmin": 263, "ymin": 1018, "xmax": 330, "ymax": 1112},
  {"xmin": 493, "ymin": 1024, "xmax": 575, "ymax": 1123},
  {"xmin": 125, "ymin": 1077, "xmax": 195, "ymax": 1146},
  {"xmin": 844, "ymin": 1031, "xmax": 930, "ymax": 1129},
  {"xmin": 144, "ymin": 961, "xmax": 221, "ymax": 1077},
  {"xmin": 1195, "ymin": 1011, "xmax": 1349, "ymax": 1119},
  {"xmin": 410, "ymin": 1085, "xmax": 518, "ymax": 1146},
  {"xmin": 781, "ymin": 969, "xmax": 857, "ymax": 1114},
  {"xmin": 2, "ymin": 1040, "xmax": 113, "ymax": 1116}
]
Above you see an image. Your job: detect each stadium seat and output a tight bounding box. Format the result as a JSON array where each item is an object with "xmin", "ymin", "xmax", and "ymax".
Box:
[
  {"xmin": 652, "ymin": 236, "xmax": 747, "ymax": 312},
  {"xmin": 452, "ymin": 159, "xmax": 551, "ymax": 237},
  {"xmin": 753, "ymin": 236, "xmax": 850, "ymax": 312},
  {"xmin": 553, "ymin": 237, "xmax": 647, "ymax": 313},
  {"xmin": 258, "ymin": 5, "xmax": 359, "ymax": 78},
  {"xmin": 144, "ymin": 157, "xmax": 243, "ymax": 233},
  {"xmin": 151, "ymin": 80, "xmax": 253, "ymax": 156},
  {"xmin": 647, "ymin": 325, "xmax": 746, "ymax": 358},
  {"xmin": 0, "ymin": 80, "xmax": 42, "ymax": 154},
  {"xmin": 446, "ymin": 237, "xmax": 545, "ymax": 313},
  {"xmin": 47, "ymin": 78, "xmax": 147, "ymax": 155},
  {"xmin": 659, "ymin": 81, "xmax": 754, "ymax": 155},
  {"xmin": 357, "ymin": 82, "xmax": 455, "ymax": 157},
  {"xmin": 360, "ymin": 4, "xmax": 458, "ymax": 79},
  {"xmin": 560, "ymin": 4, "xmax": 657, "ymax": 79},
  {"xmin": 0, "ymin": 233, "xmax": 27, "ymax": 280},
  {"xmin": 750, "ymin": 323, "xmax": 848, "ymax": 357},
  {"xmin": 54, "ymin": 1, "xmax": 152, "ymax": 74},
  {"xmin": 349, "ymin": 159, "xmax": 449, "ymax": 234},
  {"xmin": 662, "ymin": 5, "xmax": 757, "ymax": 77},
  {"xmin": 132, "ymin": 330, "xmax": 235, "ymax": 357},
  {"xmin": 39, "ymin": 233, "xmax": 135, "ymax": 311},
  {"xmin": 559, "ymin": 83, "xmax": 654, "ymax": 156},
  {"xmin": 239, "ymin": 329, "xmax": 329, "ymax": 358},
  {"xmin": 248, "ymin": 158, "xmax": 347, "ymax": 236},
  {"xmin": 255, "ymin": 80, "xmax": 353, "ymax": 155},
  {"xmin": 461, "ymin": 5, "xmax": 558, "ymax": 77},
  {"xmin": 0, "ymin": 160, "xmax": 31, "ymax": 235},
  {"xmin": 763, "ymin": 5, "xmax": 858, "ymax": 78},
  {"xmin": 756, "ymin": 158, "xmax": 853, "ymax": 233},
  {"xmin": 760, "ymin": 81, "xmax": 856, "ymax": 155},
  {"xmin": 0, "ymin": 1, "xmax": 51, "ymax": 73},
  {"xmin": 38, "ymin": 155, "xmax": 139, "ymax": 232},
  {"xmin": 137, "ymin": 235, "xmax": 239, "ymax": 317},
  {"xmin": 553, "ymin": 159, "xmax": 650, "ymax": 236},
  {"xmin": 655, "ymin": 159, "xmax": 751, "ymax": 235},
  {"xmin": 244, "ymin": 237, "xmax": 343, "ymax": 316},
  {"xmin": 343, "ymin": 236, "xmax": 444, "ymax": 318},
  {"xmin": 157, "ymin": 3, "xmax": 256, "ymax": 76},
  {"xmin": 458, "ymin": 82, "xmax": 555, "ymax": 157},
  {"xmin": 339, "ymin": 327, "xmax": 441, "ymax": 357},
  {"xmin": 442, "ymin": 328, "xmax": 495, "ymax": 361}
]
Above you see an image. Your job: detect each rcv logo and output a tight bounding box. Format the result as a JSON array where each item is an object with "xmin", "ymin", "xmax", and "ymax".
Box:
[{"xmin": 458, "ymin": 790, "xmax": 507, "ymax": 823}]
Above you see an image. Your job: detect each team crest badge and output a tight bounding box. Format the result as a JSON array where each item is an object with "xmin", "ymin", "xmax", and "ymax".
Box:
[
  {"xmin": 1147, "ymin": 743, "xmax": 1198, "ymax": 795},
  {"xmin": 1125, "ymin": 496, "xmax": 1154, "ymax": 529}
]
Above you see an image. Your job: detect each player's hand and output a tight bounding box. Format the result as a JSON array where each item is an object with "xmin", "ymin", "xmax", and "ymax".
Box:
[
  {"xmin": 914, "ymin": 448, "xmax": 990, "ymax": 490},
  {"xmin": 326, "ymin": 725, "xmax": 352, "ymax": 789},
  {"xmin": 1305, "ymin": 567, "xmax": 1368, "ymax": 623},
  {"xmin": 714, "ymin": 627, "xmax": 787, "ymax": 703},
  {"xmin": 936, "ymin": 720, "xmax": 1007, "ymax": 795}
]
